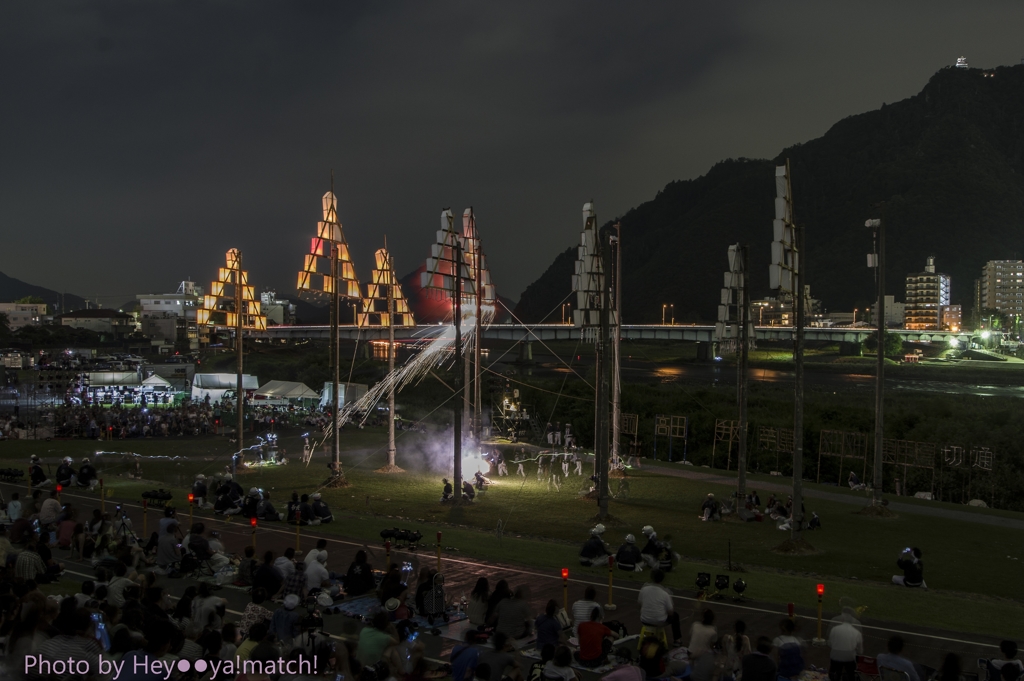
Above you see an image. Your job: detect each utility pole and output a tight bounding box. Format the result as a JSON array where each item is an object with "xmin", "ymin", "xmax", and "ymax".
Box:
[
  {"xmin": 737, "ymin": 244, "xmax": 749, "ymax": 497},
  {"xmin": 867, "ymin": 217, "xmax": 885, "ymax": 505}
]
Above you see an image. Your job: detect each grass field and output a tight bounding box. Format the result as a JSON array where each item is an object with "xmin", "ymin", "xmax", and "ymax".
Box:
[{"xmin": 2, "ymin": 426, "xmax": 1022, "ymax": 638}]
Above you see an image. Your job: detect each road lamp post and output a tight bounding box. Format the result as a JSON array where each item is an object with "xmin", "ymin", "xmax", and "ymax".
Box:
[{"xmin": 866, "ymin": 218, "xmax": 885, "ymax": 506}]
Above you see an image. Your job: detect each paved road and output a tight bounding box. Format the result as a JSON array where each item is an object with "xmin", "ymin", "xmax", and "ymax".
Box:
[
  {"xmin": 647, "ymin": 464, "xmax": 1024, "ymax": 530},
  {"xmin": 1, "ymin": 480, "xmax": 1004, "ymax": 680}
]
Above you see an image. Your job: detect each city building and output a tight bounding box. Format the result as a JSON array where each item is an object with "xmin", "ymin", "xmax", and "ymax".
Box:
[
  {"xmin": 979, "ymin": 260, "xmax": 1024, "ymax": 319},
  {"xmin": 750, "ymin": 287, "xmax": 822, "ymax": 326},
  {"xmin": 260, "ymin": 290, "xmax": 296, "ymax": 326},
  {"xmin": 905, "ymin": 256, "xmax": 950, "ymax": 331},
  {"xmin": 941, "ymin": 304, "xmax": 962, "ymax": 332},
  {"xmin": 870, "ymin": 295, "xmax": 906, "ymax": 328},
  {"xmin": 55, "ymin": 309, "xmax": 136, "ymax": 340},
  {"xmin": 136, "ymin": 280, "xmax": 204, "ymax": 352},
  {"xmin": 0, "ymin": 302, "xmax": 47, "ymax": 330}
]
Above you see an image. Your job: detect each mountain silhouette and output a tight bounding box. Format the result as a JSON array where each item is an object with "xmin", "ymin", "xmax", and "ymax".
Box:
[{"xmin": 515, "ymin": 65, "xmax": 1024, "ymax": 323}]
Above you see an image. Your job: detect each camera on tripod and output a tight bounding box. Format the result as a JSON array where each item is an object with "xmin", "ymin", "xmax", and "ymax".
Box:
[{"xmin": 301, "ymin": 605, "xmax": 324, "ymax": 630}]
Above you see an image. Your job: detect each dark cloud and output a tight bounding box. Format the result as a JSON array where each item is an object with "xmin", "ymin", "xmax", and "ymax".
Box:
[{"xmin": 0, "ymin": 1, "xmax": 1021, "ymax": 306}]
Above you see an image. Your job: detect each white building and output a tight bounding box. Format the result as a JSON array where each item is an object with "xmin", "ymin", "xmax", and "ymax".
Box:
[
  {"xmin": 260, "ymin": 291, "xmax": 296, "ymax": 326},
  {"xmin": 136, "ymin": 281, "xmax": 204, "ymax": 351},
  {"xmin": 871, "ymin": 295, "xmax": 906, "ymax": 327},
  {"xmin": 0, "ymin": 302, "xmax": 47, "ymax": 330}
]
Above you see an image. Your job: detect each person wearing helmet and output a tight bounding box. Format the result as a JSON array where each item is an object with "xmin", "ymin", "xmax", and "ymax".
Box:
[
  {"xmin": 192, "ymin": 474, "xmax": 208, "ymax": 506},
  {"xmin": 77, "ymin": 458, "xmax": 98, "ymax": 489},
  {"xmin": 242, "ymin": 488, "xmax": 261, "ymax": 518},
  {"xmin": 30, "ymin": 455, "xmax": 52, "ymax": 488},
  {"xmin": 579, "ymin": 524, "xmax": 611, "ymax": 566},
  {"xmin": 55, "ymin": 457, "xmax": 77, "ymax": 488},
  {"xmin": 616, "ymin": 534, "xmax": 644, "ymax": 572},
  {"xmin": 311, "ymin": 492, "xmax": 333, "ymax": 523}
]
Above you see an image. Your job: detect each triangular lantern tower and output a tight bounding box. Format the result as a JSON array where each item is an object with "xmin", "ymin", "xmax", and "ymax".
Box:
[
  {"xmin": 197, "ymin": 248, "xmax": 266, "ymax": 471},
  {"xmin": 296, "ymin": 176, "xmax": 361, "ymax": 486},
  {"xmin": 361, "ymin": 240, "xmax": 415, "ymax": 473}
]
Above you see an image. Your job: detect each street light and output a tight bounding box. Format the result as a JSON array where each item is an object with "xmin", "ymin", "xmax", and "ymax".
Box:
[
  {"xmin": 662, "ymin": 304, "xmax": 674, "ymax": 325},
  {"xmin": 562, "ymin": 303, "xmax": 571, "ymax": 325}
]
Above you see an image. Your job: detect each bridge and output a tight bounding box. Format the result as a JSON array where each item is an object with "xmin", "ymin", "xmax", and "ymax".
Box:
[{"xmin": 258, "ymin": 324, "xmax": 972, "ymax": 345}]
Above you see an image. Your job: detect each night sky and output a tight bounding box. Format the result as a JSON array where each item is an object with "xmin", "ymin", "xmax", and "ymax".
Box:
[{"xmin": 2, "ymin": 2, "xmax": 1021, "ymax": 307}]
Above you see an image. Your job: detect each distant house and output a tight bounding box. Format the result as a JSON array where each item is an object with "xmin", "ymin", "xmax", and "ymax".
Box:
[
  {"xmin": 55, "ymin": 309, "xmax": 136, "ymax": 340},
  {"xmin": 0, "ymin": 302, "xmax": 47, "ymax": 330}
]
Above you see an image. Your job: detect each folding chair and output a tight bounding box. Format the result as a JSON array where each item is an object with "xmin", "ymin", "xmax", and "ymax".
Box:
[
  {"xmin": 857, "ymin": 656, "xmax": 880, "ymax": 681},
  {"xmin": 880, "ymin": 666, "xmax": 912, "ymax": 681}
]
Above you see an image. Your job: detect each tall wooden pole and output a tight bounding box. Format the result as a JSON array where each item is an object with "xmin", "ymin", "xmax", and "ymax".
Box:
[
  {"xmin": 332, "ymin": 242, "xmax": 342, "ymax": 473},
  {"xmin": 473, "ymin": 239, "xmax": 482, "ymax": 440},
  {"xmin": 790, "ymin": 160, "xmax": 805, "ymax": 542},
  {"xmin": 235, "ymin": 251, "xmax": 244, "ymax": 467},
  {"xmin": 386, "ymin": 247, "xmax": 397, "ymax": 468},
  {"xmin": 610, "ymin": 224, "xmax": 622, "ymax": 464},
  {"xmin": 737, "ymin": 244, "xmax": 749, "ymax": 497},
  {"xmin": 596, "ymin": 231, "xmax": 612, "ymax": 518},
  {"xmin": 872, "ymin": 218, "xmax": 886, "ymax": 505},
  {"xmin": 452, "ymin": 235, "xmax": 463, "ymax": 505}
]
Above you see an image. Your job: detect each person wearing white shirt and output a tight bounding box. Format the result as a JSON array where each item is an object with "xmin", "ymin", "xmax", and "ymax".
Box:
[
  {"xmin": 305, "ymin": 539, "xmax": 329, "ymax": 565},
  {"xmin": 688, "ymin": 609, "xmax": 718, "ymax": 658},
  {"xmin": 274, "ymin": 547, "xmax": 297, "ymax": 578},
  {"xmin": 991, "ymin": 641, "xmax": 1023, "ymax": 675},
  {"xmin": 827, "ymin": 621, "xmax": 863, "ymax": 681},
  {"xmin": 570, "ymin": 586, "xmax": 603, "ymax": 638},
  {"xmin": 306, "ymin": 552, "xmax": 331, "ymax": 592},
  {"xmin": 637, "ymin": 569, "xmax": 681, "ymax": 646}
]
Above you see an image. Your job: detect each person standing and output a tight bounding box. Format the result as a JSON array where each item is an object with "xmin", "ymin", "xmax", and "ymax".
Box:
[
  {"xmin": 637, "ymin": 569, "xmax": 681, "ymax": 646},
  {"xmin": 827, "ymin": 619, "xmax": 863, "ymax": 681}
]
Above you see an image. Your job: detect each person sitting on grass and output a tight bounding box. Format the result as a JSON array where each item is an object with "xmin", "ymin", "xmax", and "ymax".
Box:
[
  {"xmin": 579, "ymin": 524, "xmax": 611, "ymax": 567},
  {"xmin": 311, "ymin": 493, "xmax": 334, "ymax": 523},
  {"xmin": 344, "ymin": 549, "xmax": 376, "ymax": 596},
  {"xmin": 576, "ymin": 607, "xmax": 616, "ymax": 667},
  {"xmin": 257, "ymin": 491, "xmax": 282, "ymax": 521},
  {"xmin": 892, "ymin": 548, "xmax": 926, "ymax": 588},
  {"xmin": 615, "ymin": 534, "xmax": 644, "ymax": 572},
  {"xmin": 700, "ymin": 493, "xmax": 719, "ymax": 522},
  {"xmin": 848, "ymin": 471, "xmax": 867, "ymax": 491}
]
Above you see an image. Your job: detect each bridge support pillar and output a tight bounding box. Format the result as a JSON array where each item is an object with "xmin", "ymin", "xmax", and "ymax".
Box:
[
  {"xmin": 519, "ymin": 340, "xmax": 533, "ymax": 362},
  {"xmin": 696, "ymin": 341, "xmax": 715, "ymax": 362}
]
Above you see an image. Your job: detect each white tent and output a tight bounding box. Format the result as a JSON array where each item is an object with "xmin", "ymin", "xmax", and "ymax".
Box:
[
  {"xmin": 319, "ymin": 382, "xmax": 369, "ymax": 409},
  {"xmin": 255, "ymin": 380, "xmax": 319, "ymax": 404},
  {"xmin": 141, "ymin": 374, "xmax": 173, "ymax": 391},
  {"xmin": 191, "ymin": 373, "xmax": 258, "ymax": 403}
]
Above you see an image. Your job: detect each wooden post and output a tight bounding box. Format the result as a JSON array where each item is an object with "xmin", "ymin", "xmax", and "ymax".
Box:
[
  {"xmin": 187, "ymin": 493, "xmax": 194, "ymax": 530},
  {"xmin": 385, "ymin": 540, "xmax": 391, "ymax": 571},
  {"xmin": 436, "ymin": 531, "xmax": 442, "ymax": 573},
  {"xmin": 561, "ymin": 567, "xmax": 569, "ymax": 612},
  {"xmin": 142, "ymin": 499, "xmax": 148, "ymax": 537},
  {"xmin": 251, "ymin": 517, "xmax": 257, "ymax": 551},
  {"xmin": 100, "ymin": 479, "xmax": 105, "ymax": 514},
  {"xmin": 605, "ymin": 555, "xmax": 617, "ymax": 611},
  {"xmin": 295, "ymin": 510, "xmax": 301, "ymax": 552}
]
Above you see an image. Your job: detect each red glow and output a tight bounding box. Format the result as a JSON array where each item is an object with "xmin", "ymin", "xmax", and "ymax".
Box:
[
  {"xmin": 816, "ymin": 583, "xmax": 825, "ymax": 596},
  {"xmin": 56, "ymin": 484, "xmax": 62, "ymax": 493},
  {"xmin": 250, "ymin": 517, "xmax": 257, "ymax": 527},
  {"xmin": 561, "ymin": 568, "xmax": 569, "ymax": 580},
  {"xmin": 188, "ymin": 493, "xmax": 194, "ymax": 503}
]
